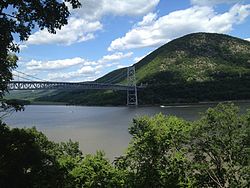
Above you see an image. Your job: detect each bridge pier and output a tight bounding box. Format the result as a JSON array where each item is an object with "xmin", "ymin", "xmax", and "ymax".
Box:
[{"xmin": 127, "ymin": 66, "xmax": 138, "ymax": 106}]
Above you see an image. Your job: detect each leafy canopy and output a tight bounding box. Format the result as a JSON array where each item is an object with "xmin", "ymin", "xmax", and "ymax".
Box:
[
  {"xmin": 190, "ymin": 103, "xmax": 250, "ymax": 187},
  {"xmin": 0, "ymin": 0, "xmax": 81, "ymax": 113}
]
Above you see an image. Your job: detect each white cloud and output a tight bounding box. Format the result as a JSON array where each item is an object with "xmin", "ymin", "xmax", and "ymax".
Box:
[
  {"xmin": 99, "ymin": 52, "xmax": 133, "ymax": 63},
  {"xmin": 25, "ymin": 52, "xmax": 132, "ymax": 71},
  {"xmin": 25, "ymin": 57, "xmax": 95, "ymax": 71},
  {"xmin": 47, "ymin": 65, "xmax": 101, "ymax": 81},
  {"xmin": 245, "ymin": 38, "xmax": 250, "ymax": 41},
  {"xmin": 71, "ymin": 0, "xmax": 160, "ymax": 21},
  {"xmin": 27, "ymin": 0, "xmax": 159, "ymax": 46},
  {"xmin": 108, "ymin": 4, "xmax": 250, "ymax": 51},
  {"xmin": 137, "ymin": 12, "xmax": 158, "ymax": 26},
  {"xmin": 27, "ymin": 17, "xmax": 102, "ymax": 45},
  {"xmin": 19, "ymin": 44, "xmax": 28, "ymax": 50},
  {"xmin": 21, "ymin": 52, "xmax": 133, "ymax": 81},
  {"xmin": 191, "ymin": 0, "xmax": 242, "ymax": 6}
]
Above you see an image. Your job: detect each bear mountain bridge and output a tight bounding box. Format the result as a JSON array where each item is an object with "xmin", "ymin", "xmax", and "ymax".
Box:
[{"xmin": 8, "ymin": 66, "xmax": 143, "ymax": 106}]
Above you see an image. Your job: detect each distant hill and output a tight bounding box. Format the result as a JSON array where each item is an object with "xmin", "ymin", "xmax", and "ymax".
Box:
[{"xmin": 7, "ymin": 33, "xmax": 250, "ymax": 105}]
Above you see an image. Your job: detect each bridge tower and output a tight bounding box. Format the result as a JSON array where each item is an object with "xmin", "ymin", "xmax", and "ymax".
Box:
[{"xmin": 127, "ymin": 66, "xmax": 138, "ymax": 106}]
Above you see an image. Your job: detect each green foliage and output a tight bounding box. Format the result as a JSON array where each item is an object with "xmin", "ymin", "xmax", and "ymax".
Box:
[
  {"xmin": 116, "ymin": 114, "xmax": 194, "ymax": 187},
  {"xmin": 0, "ymin": 54, "xmax": 17, "ymax": 98},
  {"xmin": 190, "ymin": 103, "xmax": 250, "ymax": 187},
  {"xmin": 70, "ymin": 151, "xmax": 125, "ymax": 188},
  {"xmin": 0, "ymin": 123, "xmax": 67, "ymax": 188},
  {"xmin": 0, "ymin": 54, "xmax": 23, "ymax": 118},
  {"xmin": 35, "ymin": 89, "xmax": 127, "ymax": 106}
]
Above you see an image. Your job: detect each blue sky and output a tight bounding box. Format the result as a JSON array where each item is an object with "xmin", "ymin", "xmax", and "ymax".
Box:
[{"xmin": 15, "ymin": 0, "xmax": 250, "ymax": 82}]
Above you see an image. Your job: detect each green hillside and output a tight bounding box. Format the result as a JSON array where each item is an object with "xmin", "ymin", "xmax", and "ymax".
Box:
[
  {"xmin": 7, "ymin": 32, "xmax": 250, "ymax": 105},
  {"xmin": 135, "ymin": 32, "xmax": 250, "ymax": 104}
]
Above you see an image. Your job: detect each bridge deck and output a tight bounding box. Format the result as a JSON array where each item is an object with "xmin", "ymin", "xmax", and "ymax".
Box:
[{"xmin": 7, "ymin": 81, "xmax": 143, "ymax": 91}]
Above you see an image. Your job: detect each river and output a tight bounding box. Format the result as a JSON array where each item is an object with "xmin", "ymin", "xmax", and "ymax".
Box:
[{"xmin": 4, "ymin": 102, "xmax": 250, "ymax": 159}]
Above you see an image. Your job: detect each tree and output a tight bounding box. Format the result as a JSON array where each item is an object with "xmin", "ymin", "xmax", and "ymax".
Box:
[
  {"xmin": 0, "ymin": 0, "xmax": 81, "ymax": 108},
  {"xmin": 115, "ymin": 114, "xmax": 194, "ymax": 187},
  {"xmin": 69, "ymin": 151, "xmax": 125, "ymax": 188},
  {"xmin": 189, "ymin": 103, "xmax": 250, "ymax": 188},
  {"xmin": 0, "ymin": 123, "xmax": 69, "ymax": 188},
  {"xmin": 0, "ymin": 54, "xmax": 22, "ymax": 115}
]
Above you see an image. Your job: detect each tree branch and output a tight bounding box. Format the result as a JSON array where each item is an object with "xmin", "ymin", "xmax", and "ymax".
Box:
[{"xmin": 205, "ymin": 169, "xmax": 224, "ymax": 188}]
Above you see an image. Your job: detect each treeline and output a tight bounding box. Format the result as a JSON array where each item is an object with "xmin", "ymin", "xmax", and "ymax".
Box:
[
  {"xmin": 0, "ymin": 103, "xmax": 250, "ymax": 187},
  {"xmin": 31, "ymin": 77, "xmax": 250, "ymax": 106},
  {"xmin": 140, "ymin": 77, "xmax": 250, "ymax": 104},
  {"xmin": 35, "ymin": 90, "xmax": 127, "ymax": 106}
]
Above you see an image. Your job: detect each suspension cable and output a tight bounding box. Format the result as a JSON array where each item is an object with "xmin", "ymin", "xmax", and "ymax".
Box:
[
  {"xmin": 12, "ymin": 73, "xmax": 34, "ymax": 81},
  {"xmin": 14, "ymin": 70, "xmax": 46, "ymax": 81},
  {"xmin": 102, "ymin": 70, "xmax": 126, "ymax": 84}
]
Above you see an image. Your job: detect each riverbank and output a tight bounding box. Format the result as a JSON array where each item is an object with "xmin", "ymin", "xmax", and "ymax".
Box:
[{"xmin": 31, "ymin": 101, "xmax": 68, "ymax": 105}]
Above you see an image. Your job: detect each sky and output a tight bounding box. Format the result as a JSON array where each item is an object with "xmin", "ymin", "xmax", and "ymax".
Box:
[{"xmin": 14, "ymin": 0, "xmax": 250, "ymax": 82}]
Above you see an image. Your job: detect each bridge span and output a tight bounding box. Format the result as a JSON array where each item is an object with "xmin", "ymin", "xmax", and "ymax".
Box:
[
  {"xmin": 7, "ymin": 81, "xmax": 140, "ymax": 91},
  {"xmin": 8, "ymin": 66, "xmax": 142, "ymax": 106}
]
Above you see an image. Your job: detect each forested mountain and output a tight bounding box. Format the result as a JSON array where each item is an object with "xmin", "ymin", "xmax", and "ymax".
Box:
[{"xmin": 8, "ymin": 33, "xmax": 250, "ymax": 105}]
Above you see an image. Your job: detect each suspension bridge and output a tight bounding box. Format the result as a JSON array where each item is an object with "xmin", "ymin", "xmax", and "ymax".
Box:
[{"xmin": 8, "ymin": 66, "xmax": 143, "ymax": 106}]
